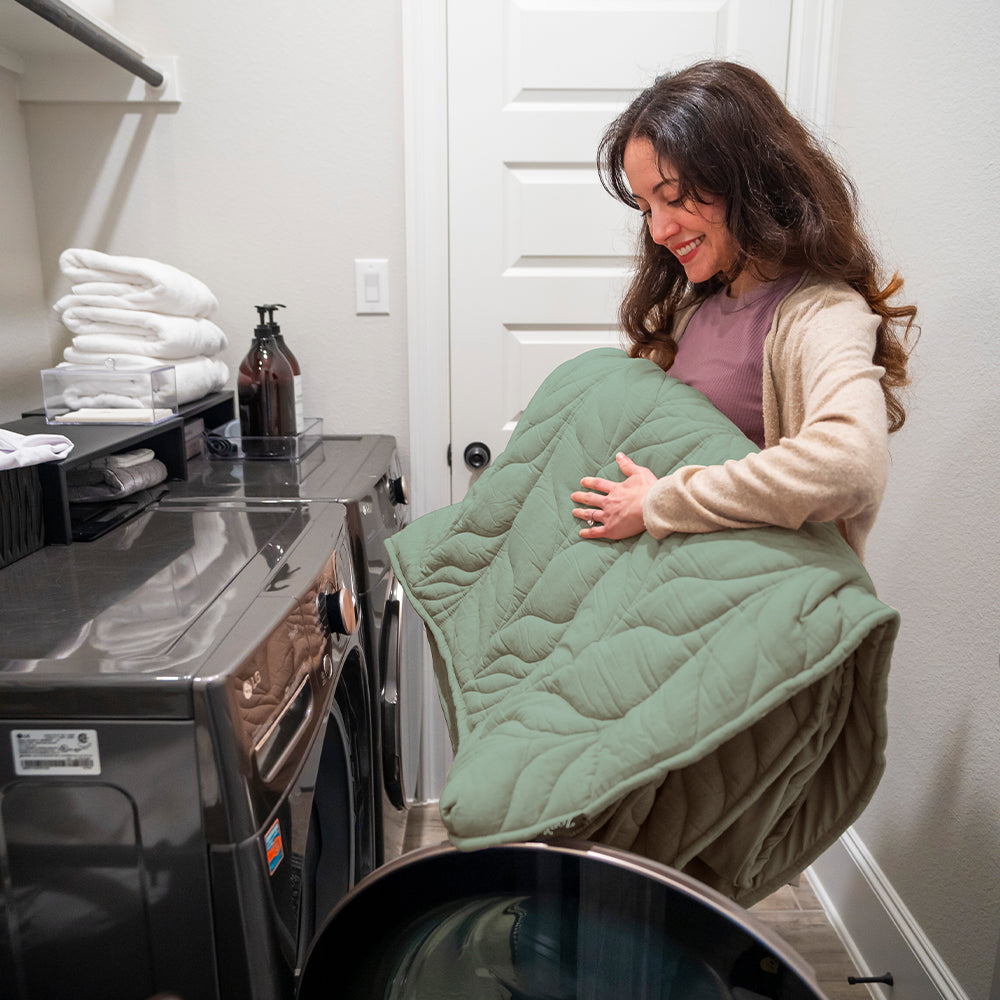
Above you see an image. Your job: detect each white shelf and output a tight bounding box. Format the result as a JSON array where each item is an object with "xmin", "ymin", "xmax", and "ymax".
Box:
[
  {"xmin": 17, "ymin": 52, "xmax": 179, "ymax": 102},
  {"xmin": 0, "ymin": 0, "xmax": 179, "ymax": 103},
  {"xmin": 0, "ymin": 0, "xmax": 140, "ymax": 58}
]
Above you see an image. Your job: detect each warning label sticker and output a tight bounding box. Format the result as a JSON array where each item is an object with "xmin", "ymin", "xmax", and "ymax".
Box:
[
  {"xmin": 265, "ymin": 818, "xmax": 284, "ymax": 875},
  {"xmin": 10, "ymin": 730, "xmax": 102, "ymax": 776}
]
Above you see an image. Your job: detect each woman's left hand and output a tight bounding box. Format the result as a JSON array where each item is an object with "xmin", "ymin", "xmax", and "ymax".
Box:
[{"xmin": 571, "ymin": 452, "xmax": 657, "ymax": 540}]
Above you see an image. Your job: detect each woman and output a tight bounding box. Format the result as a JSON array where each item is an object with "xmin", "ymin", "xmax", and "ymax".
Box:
[{"xmin": 570, "ymin": 60, "xmax": 916, "ymax": 561}]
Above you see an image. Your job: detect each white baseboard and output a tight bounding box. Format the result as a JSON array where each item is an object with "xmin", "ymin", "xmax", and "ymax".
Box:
[{"xmin": 808, "ymin": 828, "xmax": 969, "ymax": 1000}]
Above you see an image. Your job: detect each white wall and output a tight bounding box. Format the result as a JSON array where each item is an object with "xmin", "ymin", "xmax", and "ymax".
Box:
[
  {"xmin": 0, "ymin": 66, "xmax": 52, "ymax": 416},
  {"xmin": 829, "ymin": 1, "xmax": 1000, "ymax": 996},
  {"xmin": 11, "ymin": 0, "xmax": 411, "ymax": 463}
]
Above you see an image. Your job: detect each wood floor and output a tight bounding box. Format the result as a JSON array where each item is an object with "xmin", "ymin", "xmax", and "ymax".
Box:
[
  {"xmin": 401, "ymin": 803, "xmax": 871, "ymax": 1000},
  {"xmin": 748, "ymin": 877, "xmax": 867, "ymax": 1000}
]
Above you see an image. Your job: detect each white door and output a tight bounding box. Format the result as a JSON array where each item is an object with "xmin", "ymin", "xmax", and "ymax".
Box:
[{"xmin": 447, "ymin": 0, "xmax": 793, "ymax": 500}]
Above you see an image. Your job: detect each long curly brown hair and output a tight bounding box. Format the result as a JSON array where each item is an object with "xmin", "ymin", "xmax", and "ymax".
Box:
[{"xmin": 598, "ymin": 60, "xmax": 917, "ymax": 431}]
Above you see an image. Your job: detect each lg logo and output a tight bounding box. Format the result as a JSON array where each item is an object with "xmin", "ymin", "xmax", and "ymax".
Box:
[{"xmin": 242, "ymin": 669, "xmax": 264, "ymax": 700}]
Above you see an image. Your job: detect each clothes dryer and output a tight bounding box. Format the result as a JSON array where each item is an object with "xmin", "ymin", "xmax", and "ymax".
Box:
[
  {"xmin": 298, "ymin": 840, "xmax": 833, "ymax": 1000},
  {"xmin": 0, "ymin": 498, "xmax": 375, "ymax": 1000},
  {"xmin": 162, "ymin": 433, "xmax": 421, "ymax": 863}
]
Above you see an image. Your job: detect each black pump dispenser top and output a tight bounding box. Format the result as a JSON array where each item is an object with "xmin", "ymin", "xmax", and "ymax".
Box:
[
  {"xmin": 253, "ymin": 304, "xmax": 269, "ymax": 337},
  {"xmin": 254, "ymin": 303, "xmax": 286, "ymax": 336}
]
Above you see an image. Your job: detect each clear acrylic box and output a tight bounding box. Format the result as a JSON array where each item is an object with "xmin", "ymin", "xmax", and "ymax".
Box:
[
  {"xmin": 205, "ymin": 417, "xmax": 323, "ymax": 461},
  {"xmin": 42, "ymin": 366, "xmax": 178, "ymax": 425}
]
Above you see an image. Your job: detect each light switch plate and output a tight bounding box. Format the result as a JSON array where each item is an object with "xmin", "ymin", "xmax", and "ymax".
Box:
[{"xmin": 355, "ymin": 259, "xmax": 389, "ymax": 315}]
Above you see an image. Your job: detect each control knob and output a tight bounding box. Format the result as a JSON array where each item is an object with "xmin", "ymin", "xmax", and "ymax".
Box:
[
  {"xmin": 388, "ymin": 474, "xmax": 409, "ymax": 506},
  {"xmin": 318, "ymin": 587, "xmax": 357, "ymax": 637}
]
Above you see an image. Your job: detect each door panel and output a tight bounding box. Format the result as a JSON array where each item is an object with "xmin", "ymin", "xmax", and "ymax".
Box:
[
  {"xmin": 448, "ymin": 0, "xmax": 792, "ymax": 499},
  {"xmin": 507, "ymin": 2, "xmax": 756, "ymax": 94}
]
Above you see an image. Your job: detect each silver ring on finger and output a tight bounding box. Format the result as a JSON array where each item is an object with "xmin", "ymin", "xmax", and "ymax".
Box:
[{"xmin": 587, "ymin": 511, "xmax": 596, "ymax": 527}]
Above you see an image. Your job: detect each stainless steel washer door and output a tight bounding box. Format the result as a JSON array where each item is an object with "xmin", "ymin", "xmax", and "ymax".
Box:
[{"xmin": 297, "ymin": 840, "xmax": 829, "ymax": 1000}]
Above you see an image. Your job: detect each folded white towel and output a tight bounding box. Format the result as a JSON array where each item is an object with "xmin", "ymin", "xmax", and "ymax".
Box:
[
  {"xmin": 59, "ymin": 248, "xmax": 219, "ymax": 318},
  {"xmin": 55, "ymin": 304, "xmax": 228, "ymax": 359},
  {"xmin": 57, "ymin": 367, "xmax": 176, "ymax": 409},
  {"xmin": 0, "ymin": 428, "xmax": 74, "ymax": 470},
  {"xmin": 57, "ymin": 353, "xmax": 230, "ymax": 406},
  {"xmin": 53, "ymin": 409, "xmax": 176, "ymax": 424}
]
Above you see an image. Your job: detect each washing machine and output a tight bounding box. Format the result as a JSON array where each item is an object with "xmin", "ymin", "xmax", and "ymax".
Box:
[
  {"xmin": 0, "ymin": 497, "xmax": 375, "ymax": 1000},
  {"xmin": 161, "ymin": 433, "xmax": 422, "ymax": 863},
  {"xmin": 297, "ymin": 840, "xmax": 833, "ymax": 1000}
]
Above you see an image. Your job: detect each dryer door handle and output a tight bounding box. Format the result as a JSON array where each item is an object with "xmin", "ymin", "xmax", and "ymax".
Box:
[{"xmin": 253, "ymin": 675, "xmax": 314, "ymax": 784}]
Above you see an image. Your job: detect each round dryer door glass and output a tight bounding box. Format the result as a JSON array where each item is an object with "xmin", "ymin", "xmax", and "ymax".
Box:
[{"xmin": 298, "ymin": 840, "xmax": 830, "ymax": 1000}]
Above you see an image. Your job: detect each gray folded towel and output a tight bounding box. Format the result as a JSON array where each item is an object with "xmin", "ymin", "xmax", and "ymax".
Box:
[{"xmin": 67, "ymin": 458, "xmax": 168, "ymax": 503}]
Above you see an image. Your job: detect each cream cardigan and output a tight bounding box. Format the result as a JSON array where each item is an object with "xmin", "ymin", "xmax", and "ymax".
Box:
[{"xmin": 642, "ymin": 272, "xmax": 888, "ymax": 560}]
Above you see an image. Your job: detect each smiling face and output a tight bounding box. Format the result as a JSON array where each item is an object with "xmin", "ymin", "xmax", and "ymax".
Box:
[{"xmin": 623, "ymin": 137, "xmax": 759, "ymax": 296}]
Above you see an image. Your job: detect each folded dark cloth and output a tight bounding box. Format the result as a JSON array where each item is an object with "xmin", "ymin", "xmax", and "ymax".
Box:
[{"xmin": 67, "ymin": 458, "xmax": 168, "ymax": 502}]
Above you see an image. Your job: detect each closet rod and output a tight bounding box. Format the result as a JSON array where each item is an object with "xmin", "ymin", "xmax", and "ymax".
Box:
[{"xmin": 13, "ymin": 0, "xmax": 164, "ymax": 87}]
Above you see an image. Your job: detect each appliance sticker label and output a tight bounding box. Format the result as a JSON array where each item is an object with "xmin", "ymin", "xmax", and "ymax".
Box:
[
  {"xmin": 265, "ymin": 819, "xmax": 284, "ymax": 875},
  {"xmin": 11, "ymin": 729, "xmax": 101, "ymax": 776}
]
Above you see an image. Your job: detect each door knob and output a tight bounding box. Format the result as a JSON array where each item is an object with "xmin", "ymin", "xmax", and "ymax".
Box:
[{"xmin": 463, "ymin": 442, "xmax": 491, "ymax": 470}]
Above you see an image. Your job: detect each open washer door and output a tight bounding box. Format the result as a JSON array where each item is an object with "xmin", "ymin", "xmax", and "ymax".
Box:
[{"xmin": 298, "ymin": 840, "xmax": 830, "ymax": 1000}]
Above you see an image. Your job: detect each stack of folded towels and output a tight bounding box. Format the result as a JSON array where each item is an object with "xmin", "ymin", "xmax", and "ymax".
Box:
[{"xmin": 54, "ymin": 248, "xmax": 229, "ymax": 408}]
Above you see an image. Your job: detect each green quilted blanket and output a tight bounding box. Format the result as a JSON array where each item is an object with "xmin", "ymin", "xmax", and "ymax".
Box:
[{"xmin": 386, "ymin": 348, "xmax": 898, "ymax": 906}]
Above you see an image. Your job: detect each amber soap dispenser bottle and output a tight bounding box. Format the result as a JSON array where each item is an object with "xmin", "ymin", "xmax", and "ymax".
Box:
[
  {"xmin": 268, "ymin": 303, "xmax": 304, "ymax": 434},
  {"xmin": 237, "ymin": 304, "xmax": 296, "ymax": 456}
]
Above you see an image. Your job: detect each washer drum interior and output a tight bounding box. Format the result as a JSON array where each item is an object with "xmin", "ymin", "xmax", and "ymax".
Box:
[{"xmin": 297, "ymin": 840, "xmax": 830, "ymax": 1000}]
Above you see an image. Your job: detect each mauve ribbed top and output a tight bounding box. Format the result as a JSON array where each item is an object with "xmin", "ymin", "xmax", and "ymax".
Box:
[{"xmin": 669, "ymin": 271, "xmax": 802, "ymax": 448}]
